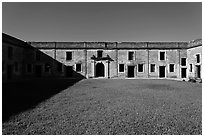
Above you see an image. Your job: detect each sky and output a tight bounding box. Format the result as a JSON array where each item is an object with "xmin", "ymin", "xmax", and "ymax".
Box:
[{"xmin": 2, "ymin": 2, "xmax": 202, "ymax": 42}]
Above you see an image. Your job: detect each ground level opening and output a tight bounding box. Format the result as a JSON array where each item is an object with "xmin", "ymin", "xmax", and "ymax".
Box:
[
  {"xmin": 181, "ymin": 68, "xmax": 187, "ymax": 78},
  {"xmin": 127, "ymin": 66, "xmax": 135, "ymax": 78},
  {"xmin": 159, "ymin": 66, "xmax": 165, "ymax": 78},
  {"xmin": 95, "ymin": 62, "xmax": 105, "ymax": 77}
]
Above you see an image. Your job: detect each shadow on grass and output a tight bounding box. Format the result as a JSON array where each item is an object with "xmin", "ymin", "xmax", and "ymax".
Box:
[{"xmin": 2, "ymin": 78, "xmax": 85, "ymax": 122}]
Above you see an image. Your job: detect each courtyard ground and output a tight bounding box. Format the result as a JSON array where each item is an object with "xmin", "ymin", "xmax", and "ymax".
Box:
[{"xmin": 2, "ymin": 79, "xmax": 202, "ymax": 135}]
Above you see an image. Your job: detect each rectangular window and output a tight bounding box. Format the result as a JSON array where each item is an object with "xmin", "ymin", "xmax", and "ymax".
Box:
[
  {"xmin": 66, "ymin": 52, "xmax": 72, "ymax": 61},
  {"xmin": 169, "ymin": 64, "xmax": 174, "ymax": 72},
  {"xmin": 2, "ymin": 61, "xmax": 5, "ymax": 72},
  {"xmin": 8, "ymin": 47, "xmax": 13, "ymax": 59},
  {"xmin": 57, "ymin": 62, "xmax": 62, "ymax": 72},
  {"xmin": 119, "ymin": 64, "xmax": 125, "ymax": 72},
  {"xmin": 15, "ymin": 62, "xmax": 18, "ymax": 72},
  {"xmin": 27, "ymin": 64, "xmax": 32, "ymax": 73},
  {"xmin": 44, "ymin": 63, "xmax": 50, "ymax": 72},
  {"xmin": 181, "ymin": 58, "xmax": 186, "ymax": 66},
  {"xmin": 36, "ymin": 51, "xmax": 41, "ymax": 61},
  {"xmin": 128, "ymin": 51, "xmax": 134, "ymax": 60},
  {"xmin": 189, "ymin": 64, "xmax": 193, "ymax": 72},
  {"xmin": 76, "ymin": 64, "xmax": 82, "ymax": 72},
  {"xmin": 97, "ymin": 50, "xmax": 103, "ymax": 58},
  {"xmin": 196, "ymin": 54, "xmax": 200, "ymax": 63},
  {"xmin": 150, "ymin": 64, "xmax": 155, "ymax": 72},
  {"xmin": 159, "ymin": 51, "xmax": 165, "ymax": 60},
  {"xmin": 138, "ymin": 64, "xmax": 144, "ymax": 72}
]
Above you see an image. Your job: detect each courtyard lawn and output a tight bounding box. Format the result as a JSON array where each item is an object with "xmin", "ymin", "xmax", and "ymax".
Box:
[{"xmin": 2, "ymin": 79, "xmax": 202, "ymax": 135}]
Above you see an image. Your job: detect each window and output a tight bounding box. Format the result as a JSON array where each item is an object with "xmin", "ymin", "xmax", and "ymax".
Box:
[
  {"xmin": 169, "ymin": 64, "xmax": 174, "ymax": 72},
  {"xmin": 2, "ymin": 61, "xmax": 5, "ymax": 72},
  {"xmin": 150, "ymin": 64, "xmax": 156, "ymax": 72},
  {"xmin": 36, "ymin": 51, "xmax": 41, "ymax": 61},
  {"xmin": 97, "ymin": 50, "xmax": 103, "ymax": 58},
  {"xmin": 189, "ymin": 64, "xmax": 193, "ymax": 72},
  {"xmin": 15, "ymin": 62, "xmax": 18, "ymax": 72},
  {"xmin": 159, "ymin": 51, "xmax": 165, "ymax": 60},
  {"xmin": 138, "ymin": 64, "xmax": 144, "ymax": 72},
  {"xmin": 27, "ymin": 64, "xmax": 32, "ymax": 73},
  {"xmin": 128, "ymin": 51, "xmax": 134, "ymax": 60},
  {"xmin": 196, "ymin": 54, "xmax": 200, "ymax": 63},
  {"xmin": 181, "ymin": 58, "xmax": 186, "ymax": 66},
  {"xmin": 119, "ymin": 64, "xmax": 125, "ymax": 72},
  {"xmin": 8, "ymin": 47, "xmax": 13, "ymax": 59},
  {"xmin": 76, "ymin": 64, "xmax": 82, "ymax": 72},
  {"xmin": 44, "ymin": 63, "xmax": 50, "ymax": 72},
  {"xmin": 66, "ymin": 52, "xmax": 72, "ymax": 61},
  {"xmin": 57, "ymin": 62, "xmax": 62, "ymax": 72}
]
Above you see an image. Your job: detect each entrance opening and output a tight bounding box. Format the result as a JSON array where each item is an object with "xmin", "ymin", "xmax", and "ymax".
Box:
[
  {"xmin": 181, "ymin": 68, "xmax": 187, "ymax": 78},
  {"xmin": 35, "ymin": 65, "xmax": 42, "ymax": 78},
  {"xmin": 66, "ymin": 66, "xmax": 73, "ymax": 77},
  {"xmin": 7, "ymin": 65, "xmax": 13, "ymax": 80},
  {"xmin": 96, "ymin": 62, "xmax": 105, "ymax": 77},
  {"xmin": 127, "ymin": 66, "xmax": 135, "ymax": 78},
  {"xmin": 159, "ymin": 66, "xmax": 165, "ymax": 78},
  {"xmin": 196, "ymin": 65, "xmax": 201, "ymax": 78}
]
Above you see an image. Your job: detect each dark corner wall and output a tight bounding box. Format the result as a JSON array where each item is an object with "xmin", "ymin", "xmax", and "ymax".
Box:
[{"xmin": 2, "ymin": 33, "xmax": 86, "ymax": 122}]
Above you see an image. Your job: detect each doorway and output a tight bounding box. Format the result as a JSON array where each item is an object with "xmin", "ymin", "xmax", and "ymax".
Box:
[
  {"xmin": 159, "ymin": 66, "xmax": 165, "ymax": 78},
  {"xmin": 127, "ymin": 66, "xmax": 135, "ymax": 78},
  {"xmin": 35, "ymin": 65, "xmax": 42, "ymax": 78},
  {"xmin": 95, "ymin": 62, "xmax": 105, "ymax": 77},
  {"xmin": 66, "ymin": 66, "xmax": 73, "ymax": 77},
  {"xmin": 181, "ymin": 68, "xmax": 187, "ymax": 78},
  {"xmin": 196, "ymin": 65, "xmax": 201, "ymax": 78},
  {"xmin": 7, "ymin": 65, "xmax": 13, "ymax": 80}
]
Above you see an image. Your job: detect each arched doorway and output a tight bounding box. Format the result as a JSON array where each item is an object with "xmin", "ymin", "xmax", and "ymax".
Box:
[{"xmin": 95, "ymin": 62, "xmax": 105, "ymax": 77}]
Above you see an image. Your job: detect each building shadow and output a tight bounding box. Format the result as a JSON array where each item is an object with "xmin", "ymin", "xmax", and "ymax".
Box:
[{"xmin": 2, "ymin": 40, "xmax": 86, "ymax": 122}]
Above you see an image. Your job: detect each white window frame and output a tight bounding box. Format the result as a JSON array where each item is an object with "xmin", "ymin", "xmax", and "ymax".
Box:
[
  {"xmin": 138, "ymin": 64, "xmax": 144, "ymax": 73},
  {"xmin": 66, "ymin": 51, "xmax": 73, "ymax": 61},
  {"xmin": 128, "ymin": 51, "xmax": 135, "ymax": 61},
  {"xmin": 195, "ymin": 53, "xmax": 201, "ymax": 64},
  {"xmin": 181, "ymin": 58, "xmax": 187, "ymax": 66},
  {"xmin": 189, "ymin": 64, "xmax": 193, "ymax": 72},
  {"xmin": 75, "ymin": 63, "xmax": 82, "ymax": 72},
  {"xmin": 150, "ymin": 64, "xmax": 156, "ymax": 73},
  {"xmin": 158, "ymin": 50, "xmax": 166, "ymax": 61},
  {"xmin": 118, "ymin": 64, "xmax": 125, "ymax": 73},
  {"xmin": 169, "ymin": 63, "xmax": 175, "ymax": 73}
]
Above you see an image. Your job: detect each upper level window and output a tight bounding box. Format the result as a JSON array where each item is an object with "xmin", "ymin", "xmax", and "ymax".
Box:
[
  {"xmin": 45, "ymin": 63, "xmax": 50, "ymax": 72},
  {"xmin": 8, "ymin": 47, "xmax": 13, "ymax": 59},
  {"xmin": 15, "ymin": 62, "xmax": 18, "ymax": 72},
  {"xmin": 97, "ymin": 50, "xmax": 103, "ymax": 58},
  {"xmin": 159, "ymin": 51, "xmax": 165, "ymax": 60},
  {"xmin": 196, "ymin": 54, "xmax": 200, "ymax": 63},
  {"xmin": 189, "ymin": 64, "xmax": 193, "ymax": 72},
  {"xmin": 181, "ymin": 58, "xmax": 186, "ymax": 66},
  {"xmin": 76, "ymin": 63, "xmax": 82, "ymax": 72},
  {"xmin": 169, "ymin": 64, "xmax": 174, "ymax": 72},
  {"xmin": 57, "ymin": 62, "xmax": 62, "ymax": 72},
  {"xmin": 2, "ymin": 61, "xmax": 4, "ymax": 72},
  {"xmin": 119, "ymin": 64, "xmax": 125, "ymax": 72},
  {"xmin": 27, "ymin": 64, "xmax": 32, "ymax": 73},
  {"xmin": 150, "ymin": 64, "xmax": 155, "ymax": 72},
  {"xmin": 66, "ymin": 52, "xmax": 72, "ymax": 61},
  {"xmin": 138, "ymin": 64, "xmax": 144, "ymax": 72},
  {"xmin": 36, "ymin": 51, "xmax": 41, "ymax": 61},
  {"xmin": 128, "ymin": 51, "xmax": 134, "ymax": 60}
]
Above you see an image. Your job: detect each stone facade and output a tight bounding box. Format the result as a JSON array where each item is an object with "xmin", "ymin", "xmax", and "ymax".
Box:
[{"xmin": 2, "ymin": 33, "xmax": 202, "ymax": 82}]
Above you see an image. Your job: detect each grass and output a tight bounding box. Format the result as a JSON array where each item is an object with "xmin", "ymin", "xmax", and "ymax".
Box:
[{"xmin": 2, "ymin": 79, "xmax": 202, "ymax": 135}]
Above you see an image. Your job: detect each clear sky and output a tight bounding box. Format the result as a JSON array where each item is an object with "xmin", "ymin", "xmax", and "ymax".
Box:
[{"xmin": 2, "ymin": 2, "xmax": 202, "ymax": 42}]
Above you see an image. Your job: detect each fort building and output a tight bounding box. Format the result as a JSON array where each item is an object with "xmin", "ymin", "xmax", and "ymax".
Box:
[{"xmin": 2, "ymin": 33, "xmax": 202, "ymax": 82}]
